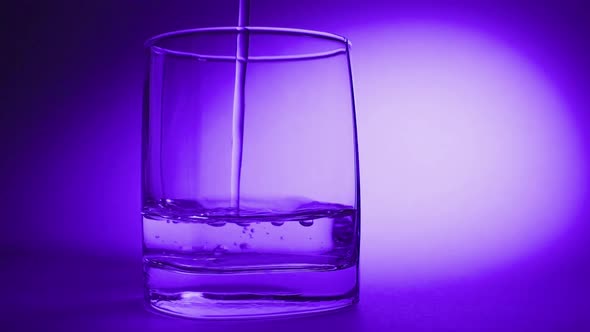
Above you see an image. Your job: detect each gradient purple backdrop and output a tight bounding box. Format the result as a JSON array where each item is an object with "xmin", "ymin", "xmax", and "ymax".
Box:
[{"xmin": 1, "ymin": 0, "xmax": 589, "ymax": 331}]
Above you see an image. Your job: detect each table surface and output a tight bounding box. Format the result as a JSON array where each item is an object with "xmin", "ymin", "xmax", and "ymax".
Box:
[{"xmin": 2, "ymin": 251, "xmax": 588, "ymax": 332}]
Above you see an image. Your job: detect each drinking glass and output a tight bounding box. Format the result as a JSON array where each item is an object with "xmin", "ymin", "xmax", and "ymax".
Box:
[{"xmin": 142, "ymin": 26, "xmax": 360, "ymax": 319}]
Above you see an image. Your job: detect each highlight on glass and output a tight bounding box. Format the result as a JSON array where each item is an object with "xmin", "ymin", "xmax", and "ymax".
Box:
[{"xmin": 142, "ymin": 26, "xmax": 360, "ymax": 319}]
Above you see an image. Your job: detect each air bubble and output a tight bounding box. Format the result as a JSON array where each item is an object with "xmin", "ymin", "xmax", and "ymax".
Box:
[
  {"xmin": 271, "ymin": 221, "xmax": 285, "ymax": 226},
  {"xmin": 213, "ymin": 245, "xmax": 228, "ymax": 256},
  {"xmin": 209, "ymin": 221, "xmax": 226, "ymax": 227},
  {"xmin": 299, "ymin": 220, "xmax": 314, "ymax": 227},
  {"xmin": 239, "ymin": 243, "xmax": 250, "ymax": 250}
]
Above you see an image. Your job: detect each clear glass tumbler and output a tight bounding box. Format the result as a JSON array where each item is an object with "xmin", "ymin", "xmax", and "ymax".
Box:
[{"xmin": 142, "ymin": 27, "xmax": 360, "ymax": 319}]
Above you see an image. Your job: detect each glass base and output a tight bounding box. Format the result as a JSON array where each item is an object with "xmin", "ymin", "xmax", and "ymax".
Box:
[
  {"xmin": 144, "ymin": 258, "xmax": 358, "ymax": 319},
  {"xmin": 146, "ymin": 291, "xmax": 357, "ymax": 319}
]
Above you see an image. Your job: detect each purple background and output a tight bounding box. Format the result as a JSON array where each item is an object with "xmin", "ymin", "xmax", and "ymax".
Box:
[{"xmin": 2, "ymin": 0, "xmax": 589, "ymax": 330}]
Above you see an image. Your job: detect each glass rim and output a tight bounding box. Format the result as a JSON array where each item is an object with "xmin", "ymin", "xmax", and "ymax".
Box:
[{"xmin": 145, "ymin": 26, "xmax": 351, "ymax": 62}]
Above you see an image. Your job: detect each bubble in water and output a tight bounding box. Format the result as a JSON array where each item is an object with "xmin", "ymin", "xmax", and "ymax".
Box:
[
  {"xmin": 171, "ymin": 219, "xmax": 180, "ymax": 224},
  {"xmin": 209, "ymin": 221, "xmax": 226, "ymax": 227},
  {"xmin": 213, "ymin": 245, "xmax": 228, "ymax": 256},
  {"xmin": 271, "ymin": 221, "xmax": 284, "ymax": 226},
  {"xmin": 239, "ymin": 243, "xmax": 250, "ymax": 250},
  {"xmin": 299, "ymin": 220, "xmax": 314, "ymax": 227},
  {"xmin": 280, "ymin": 236, "xmax": 284, "ymax": 240},
  {"xmin": 236, "ymin": 222, "xmax": 250, "ymax": 227},
  {"xmin": 155, "ymin": 235, "xmax": 160, "ymax": 239},
  {"xmin": 250, "ymin": 228, "xmax": 255, "ymax": 233}
]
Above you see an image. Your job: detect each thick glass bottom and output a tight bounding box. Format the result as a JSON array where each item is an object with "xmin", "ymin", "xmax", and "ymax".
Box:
[{"xmin": 144, "ymin": 257, "xmax": 358, "ymax": 319}]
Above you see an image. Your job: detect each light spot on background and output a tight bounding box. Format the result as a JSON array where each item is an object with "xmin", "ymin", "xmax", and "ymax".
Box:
[{"xmin": 353, "ymin": 22, "xmax": 587, "ymax": 281}]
